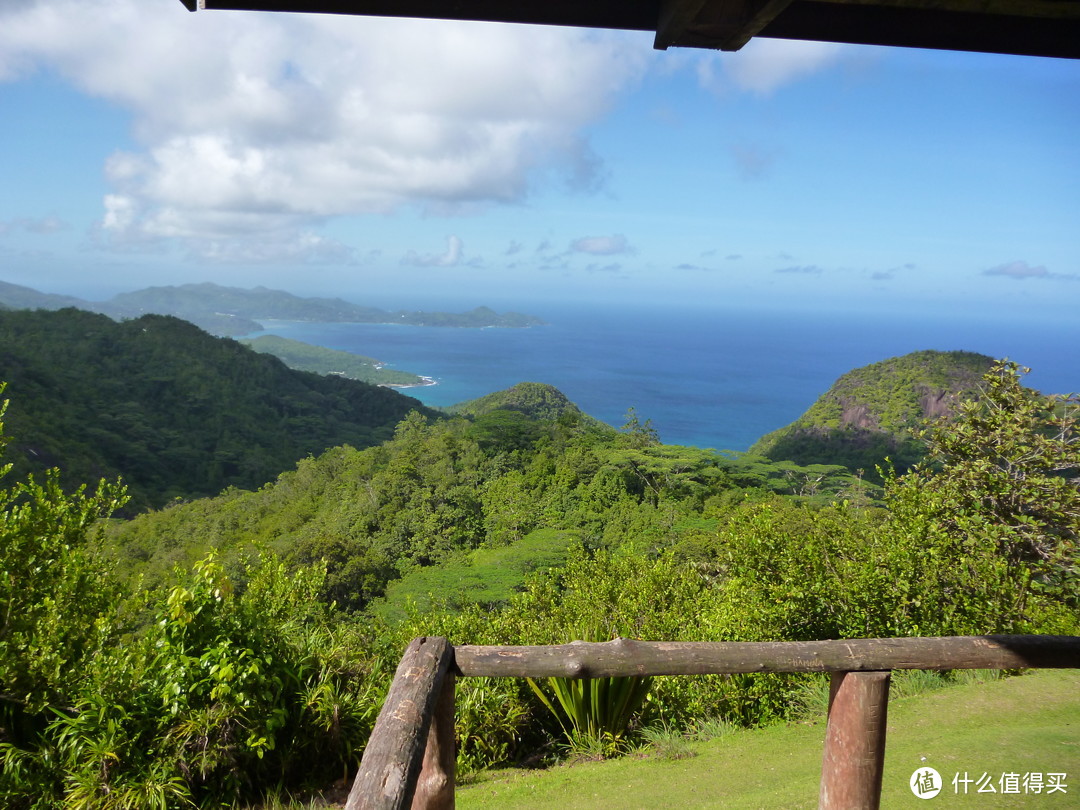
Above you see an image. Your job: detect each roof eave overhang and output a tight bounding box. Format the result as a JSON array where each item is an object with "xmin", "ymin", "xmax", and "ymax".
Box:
[{"xmin": 179, "ymin": 0, "xmax": 1080, "ymax": 60}]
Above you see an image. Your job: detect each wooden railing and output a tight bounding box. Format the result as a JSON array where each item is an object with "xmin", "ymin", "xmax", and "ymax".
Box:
[{"xmin": 345, "ymin": 635, "xmax": 1080, "ymax": 810}]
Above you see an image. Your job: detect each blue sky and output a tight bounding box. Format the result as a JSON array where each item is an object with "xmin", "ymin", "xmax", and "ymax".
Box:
[{"xmin": 1, "ymin": 0, "xmax": 1078, "ymax": 322}]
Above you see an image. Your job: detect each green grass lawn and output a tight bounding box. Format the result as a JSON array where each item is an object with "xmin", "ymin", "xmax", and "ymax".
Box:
[{"xmin": 456, "ymin": 669, "xmax": 1080, "ymax": 809}]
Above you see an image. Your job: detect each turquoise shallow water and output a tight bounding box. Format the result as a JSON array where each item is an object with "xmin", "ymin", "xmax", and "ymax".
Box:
[{"xmin": 251, "ymin": 303, "xmax": 1079, "ymax": 452}]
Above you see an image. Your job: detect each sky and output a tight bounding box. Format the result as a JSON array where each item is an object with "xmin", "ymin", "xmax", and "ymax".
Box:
[{"xmin": 0, "ymin": 0, "xmax": 1078, "ymax": 323}]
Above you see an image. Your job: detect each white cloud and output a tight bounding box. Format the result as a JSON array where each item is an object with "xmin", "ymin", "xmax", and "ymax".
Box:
[
  {"xmin": 697, "ymin": 38, "xmax": 847, "ymax": 96},
  {"xmin": 983, "ymin": 260, "xmax": 1049, "ymax": 279},
  {"xmin": 730, "ymin": 39, "xmax": 844, "ymax": 94},
  {"xmin": 585, "ymin": 262, "xmax": 622, "ymax": 273},
  {"xmin": 101, "ymin": 195, "xmax": 136, "ymax": 233},
  {"xmin": 984, "ymin": 260, "xmax": 1077, "ymax": 281},
  {"xmin": 730, "ymin": 143, "xmax": 780, "ymax": 180},
  {"xmin": 189, "ymin": 232, "xmax": 358, "ymax": 265},
  {"xmin": 402, "ymin": 235, "xmax": 464, "ymax": 267},
  {"xmin": 570, "ymin": 234, "xmax": 632, "ymax": 255},
  {"xmin": 0, "ymin": 0, "xmax": 646, "ymax": 244},
  {"xmin": 0, "ymin": 215, "xmax": 68, "ymax": 235}
]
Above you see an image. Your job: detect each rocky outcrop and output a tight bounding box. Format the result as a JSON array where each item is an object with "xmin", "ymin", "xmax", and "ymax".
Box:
[{"xmin": 749, "ymin": 350, "xmax": 996, "ymax": 478}]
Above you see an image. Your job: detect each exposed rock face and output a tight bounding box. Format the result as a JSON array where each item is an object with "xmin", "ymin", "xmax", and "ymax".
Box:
[
  {"xmin": 835, "ymin": 386, "xmax": 964, "ymax": 431},
  {"xmin": 919, "ymin": 387, "xmax": 960, "ymax": 421},
  {"xmin": 838, "ymin": 401, "xmax": 877, "ymax": 430},
  {"xmin": 749, "ymin": 350, "xmax": 996, "ymax": 479}
]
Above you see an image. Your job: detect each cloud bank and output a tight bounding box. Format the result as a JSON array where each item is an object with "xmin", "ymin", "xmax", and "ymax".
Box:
[
  {"xmin": 0, "ymin": 0, "xmax": 646, "ymax": 248},
  {"xmin": 980, "ymin": 260, "xmax": 1080, "ymax": 281},
  {"xmin": 1, "ymin": 0, "xmax": 855, "ymax": 262},
  {"xmin": 570, "ymin": 234, "xmax": 633, "ymax": 255},
  {"xmin": 696, "ymin": 38, "xmax": 847, "ymax": 96},
  {"xmin": 0, "ymin": 216, "xmax": 68, "ymax": 235},
  {"xmin": 402, "ymin": 236, "xmax": 465, "ymax": 267}
]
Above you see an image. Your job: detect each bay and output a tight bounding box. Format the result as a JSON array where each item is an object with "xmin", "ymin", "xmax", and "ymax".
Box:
[{"xmin": 252, "ymin": 303, "xmax": 1079, "ymax": 452}]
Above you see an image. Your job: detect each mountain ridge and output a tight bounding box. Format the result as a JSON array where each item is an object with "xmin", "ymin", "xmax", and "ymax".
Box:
[
  {"xmin": 0, "ymin": 279, "xmax": 546, "ymax": 336},
  {"xmin": 0, "ymin": 307, "xmax": 440, "ymax": 511}
]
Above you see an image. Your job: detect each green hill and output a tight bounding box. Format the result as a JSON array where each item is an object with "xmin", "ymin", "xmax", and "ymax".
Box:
[
  {"xmin": 99, "ymin": 393, "xmax": 615, "ymax": 606},
  {"xmin": 0, "ymin": 308, "xmax": 439, "ymax": 511},
  {"xmin": 449, "ymin": 381, "xmax": 596, "ymax": 422},
  {"xmin": 448, "ymin": 382, "xmax": 616, "ymax": 451},
  {"xmin": 750, "ymin": 350, "xmax": 995, "ymax": 477},
  {"xmin": 0, "ymin": 279, "xmax": 89, "ymax": 311}
]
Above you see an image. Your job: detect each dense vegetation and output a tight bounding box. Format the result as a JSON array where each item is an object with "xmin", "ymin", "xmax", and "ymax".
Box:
[
  {"xmin": 1, "ymin": 351, "xmax": 1077, "ymax": 808},
  {"xmin": 0, "ymin": 429, "xmax": 377, "ymax": 808},
  {"xmin": 0, "ymin": 280, "xmax": 545, "ymax": 336},
  {"xmin": 239, "ymin": 335, "xmax": 424, "ymax": 387},
  {"xmin": 751, "ymin": 350, "xmax": 995, "ymax": 478},
  {"xmin": 0, "ymin": 308, "xmax": 438, "ymax": 512},
  {"xmin": 101, "ymin": 400, "xmax": 869, "ymax": 610}
]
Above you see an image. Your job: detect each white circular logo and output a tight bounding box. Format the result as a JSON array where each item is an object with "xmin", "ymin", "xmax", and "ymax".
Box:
[{"xmin": 910, "ymin": 767, "xmax": 942, "ymax": 799}]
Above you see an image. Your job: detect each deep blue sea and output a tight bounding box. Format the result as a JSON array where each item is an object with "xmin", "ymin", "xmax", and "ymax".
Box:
[{"xmin": 253, "ymin": 303, "xmax": 1078, "ymax": 452}]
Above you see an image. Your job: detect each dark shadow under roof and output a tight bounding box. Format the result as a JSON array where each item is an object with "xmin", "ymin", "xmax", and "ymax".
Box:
[{"xmin": 180, "ymin": 0, "xmax": 1080, "ymax": 60}]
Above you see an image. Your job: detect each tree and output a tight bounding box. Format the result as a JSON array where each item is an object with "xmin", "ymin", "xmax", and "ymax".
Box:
[
  {"xmin": 620, "ymin": 407, "xmax": 660, "ymax": 448},
  {"xmin": 0, "ymin": 385, "xmax": 128, "ymax": 733},
  {"xmin": 1, "ymin": 384, "xmax": 130, "ymax": 807},
  {"xmin": 886, "ymin": 360, "xmax": 1079, "ymax": 627}
]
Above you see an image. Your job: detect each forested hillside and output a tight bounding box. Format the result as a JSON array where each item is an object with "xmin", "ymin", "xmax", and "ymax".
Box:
[
  {"xmin": 1, "ymin": 353, "xmax": 1077, "ymax": 808},
  {"xmin": 102, "ymin": 394, "xmax": 876, "ymax": 608},
  {"xmin": 751, "ymin": 350, "xmax": 995, "ymax": 477},
  {"xmin": 0, "ymin": 308, "xmax": 439, "ymax": 511}
]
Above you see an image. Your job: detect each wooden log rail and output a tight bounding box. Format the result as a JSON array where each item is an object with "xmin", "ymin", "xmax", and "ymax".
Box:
[{"xmin": 347, "ymin": 635, "xmax": 1080, "ymax": 810}]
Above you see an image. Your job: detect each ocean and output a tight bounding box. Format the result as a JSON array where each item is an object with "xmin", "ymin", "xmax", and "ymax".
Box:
[{"xmin": 252, "ymin": 303, "xmax": 1079, "ymax": 452}]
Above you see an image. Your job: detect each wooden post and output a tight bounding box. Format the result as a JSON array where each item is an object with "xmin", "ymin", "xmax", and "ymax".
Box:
[
  {"xmin": 347, "ymin": 637, "xmax": 453, "ymax": 810},
  {"xmin": 411, "ymin": 672, "xmax": 456, "ymax": 810},
  {"xmin": 819, "ymin": 670, "xmax": 891, "ymax": 810}
]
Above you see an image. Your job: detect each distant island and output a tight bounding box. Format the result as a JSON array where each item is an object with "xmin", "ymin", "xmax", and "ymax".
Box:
[{"xmin": 0, "ymin": 279, "xmax": 546, "ymax": 336}]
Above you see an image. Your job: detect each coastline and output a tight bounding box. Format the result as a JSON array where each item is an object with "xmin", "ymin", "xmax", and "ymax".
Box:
[{"xmin": 381, "ymin": 375, "xmax": 438, "ymax": 390}]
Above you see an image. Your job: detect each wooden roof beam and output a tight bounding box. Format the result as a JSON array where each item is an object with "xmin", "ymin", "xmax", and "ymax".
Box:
[
  {"xmin": 762, "ymin": 0, "xmax": 1080, "ymax": 59},
  {"xmin": 655, "ymin": 0, "xmax": 710, "ymax": 48},
  {"xmin": 656, "ymin": 0, "xmax": 797, "ymax": 50},
  {"xmin": 181, "ymin": 0, "xmax": 660, "ymax": 32}
]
